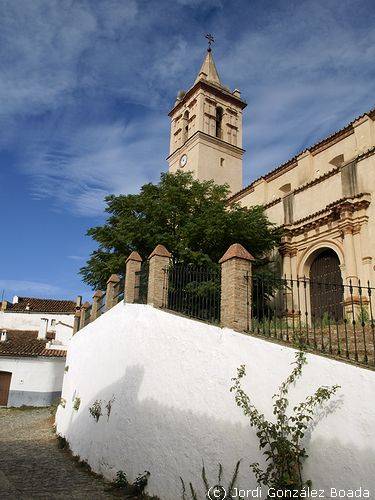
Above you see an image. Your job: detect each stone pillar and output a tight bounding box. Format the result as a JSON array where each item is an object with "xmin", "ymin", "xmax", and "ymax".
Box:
[
  {"xmin": 358, "ymin": 220, "xmax": 373, "ymax": 284},
  {"xmin": 281, "ymin": 250, "xmax": 293, "ymax": 315},
  {"xmin": 343, "ymin": 226, "xmax": 358, "ymax": 285},
  {"xmin": 1, "ymin": 300, "xmax": 8, "ymax": 312},
  {"xmin": 125, "ymin": 251, "xmax": 143, "ymax": 303},
  {"xmin": 147, "ymin": 245, "xmax": 172, "ymax": 308},
  {"xmin": 79, "ymin": 301, "xmax": 91, "ymax": 330},
  {"xmin": 73, "ymin": 296, "xmax": 82, "ymax": 334},
  {"xmin": 282, "ymin": 251, "xmax": 292, "ymax": 278},
  {"xmin": 342, "ymin": 226, "xmax": 361, "ymax": 318},
  {"xmin": 105, "ymin": 274, "xmax": 121, "ymax": 310},
  {"xmin": 219, "ymin": 243, "xmax": 254, "ymax": 332},
  {"xmin": 91, "ymin": 290, "xmax": 104, "ymax": 321}
]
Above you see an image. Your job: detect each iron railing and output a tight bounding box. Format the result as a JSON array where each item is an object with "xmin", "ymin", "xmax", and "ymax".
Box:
[
  {"xmin": 97, "ymin": 291, "xmax": 107, "ymax": 316},
  {"xmin": 163, "ymin": 264, "xmax": 221, "ymax": 323},
  {"xmin": 114, "ymin": 278, "xmax": 125, "ymax": 304},
  {"xmin": 84, "ymin": 305, "xmax": 92, "ymax": 324},
  {"xmin": 246, "ymin": 275, "xmax": 375, "ymax": 368},
  {"xmin": 134, "ymin": 262, "xmax": 149, "ymax": 304}
]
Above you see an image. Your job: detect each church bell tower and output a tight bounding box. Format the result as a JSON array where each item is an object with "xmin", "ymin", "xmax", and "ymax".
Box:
[{"xmin": 167, "ymin": 39, "xmax": 247, "ymax": 194}]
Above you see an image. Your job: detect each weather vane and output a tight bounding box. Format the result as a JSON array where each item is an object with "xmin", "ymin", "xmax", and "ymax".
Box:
[{"xmin": 205, "ymin": 33, "xmax": 215, "ymax": 52}]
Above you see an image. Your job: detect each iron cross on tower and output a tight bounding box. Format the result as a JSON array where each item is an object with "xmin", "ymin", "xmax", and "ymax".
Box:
[{"xmin": 205, "ymin": 33, "xmax": 214, "ymax": 52}]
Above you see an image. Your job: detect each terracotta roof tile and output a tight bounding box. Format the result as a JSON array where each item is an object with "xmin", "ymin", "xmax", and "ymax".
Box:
[
  {"xmin": 0, "ymin": 330, "xmax": 66, "ymax": 358},
  {"xmin": 7, "ymin": 297, "xmax": 76, "ymax": 314}
]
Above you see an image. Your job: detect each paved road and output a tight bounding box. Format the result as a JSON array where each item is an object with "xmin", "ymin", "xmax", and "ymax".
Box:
[{"xmin": 0, "ymin": 407, "xmax": 116, "ymax": 499}]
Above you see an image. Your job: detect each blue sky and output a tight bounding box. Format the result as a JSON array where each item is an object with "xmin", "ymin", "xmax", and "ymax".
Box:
[{"xmin": 0, "ymin": 0, "xmax": 374, "ymax": 302}]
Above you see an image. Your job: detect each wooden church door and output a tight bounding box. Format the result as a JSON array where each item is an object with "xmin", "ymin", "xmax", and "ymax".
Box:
[{"xmin": 309, "ymin": 249, "xmax": 344, "ymax": 320}]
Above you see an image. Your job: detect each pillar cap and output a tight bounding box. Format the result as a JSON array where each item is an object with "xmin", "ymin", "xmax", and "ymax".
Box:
[
  {"xmin": 219, "ymin": 243, "xmax": 255, "ymax": 264},
  {"xmin": 93, "ymin": 290, "xmax": 104, "ymax": 298},
  {"xmin": 148, "ymin": 244, "xmax": 172, "ymax": 260},
  {"xmin": 107, "ymin": 274, "xmax": 120, "ymax": 284},
  {"xmin": 82, "ymin": 301, "xmax": 91, "ymax": 309},
  {"xmin": 126, "ymin": 251, "xmax": 142, "ymax": 263}
]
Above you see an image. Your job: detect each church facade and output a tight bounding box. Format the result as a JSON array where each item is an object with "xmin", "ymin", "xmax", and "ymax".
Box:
[{"xmin": 167, "ymin": 48, "xmax": 375, "ymax": 301}]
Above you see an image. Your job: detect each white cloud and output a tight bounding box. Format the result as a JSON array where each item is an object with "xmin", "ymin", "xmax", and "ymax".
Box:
[
  {"xmin": 0, "ymin": 280, "xmax": 62, "ymax": 297},
  {"xmin": 21, "ymin": 114, "xmax": 168, "ymax": 216},
  {"xmin": 1, "ymin": 0, "xmax": 374, "ymax": 214},
  {"xmin": 216, "ymin": 2, "xmax": 375, "ymax": 185}
]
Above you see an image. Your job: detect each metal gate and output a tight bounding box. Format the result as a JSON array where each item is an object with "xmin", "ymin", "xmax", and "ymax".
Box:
[{"xmin": 309, "ymin": 249, "xmax": 344, "ymax": 320}]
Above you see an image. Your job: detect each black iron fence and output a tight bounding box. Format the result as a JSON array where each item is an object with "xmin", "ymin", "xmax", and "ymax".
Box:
[
  {"xmin": 163, "ymin": 264, "xmax": 221, "ymax": 323},
  {"xmin": 84, "ymin": 305, "xmax": 92, "ymax": 323},
  {"xmin": 246, "ymin": 275, "xmax": 375, "ymax": 367},
  {"xmin": 97, "ymin": 291, "xmax": 107, "ymax": 317},
  {"xmin": 114, "ymin": 278, "xmax": 125, "ymax": 304},
  {"xmin": 134, "ymin": 262, "xmax": 149, "ymax": 304}
]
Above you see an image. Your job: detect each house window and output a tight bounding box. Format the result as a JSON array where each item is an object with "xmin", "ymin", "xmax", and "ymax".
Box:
[{"xmin": 215, "ymin": 107, "xmax": 223, "ymax": 139}]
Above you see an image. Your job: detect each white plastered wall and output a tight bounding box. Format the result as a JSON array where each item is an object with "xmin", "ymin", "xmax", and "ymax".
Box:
[
  {"xmin": 0, "ymin": 356, "xmax": 66, "ymax": 406},
  {"xmin": 56, "ymin": 302, "xmax": 375, "ymax": 500}
]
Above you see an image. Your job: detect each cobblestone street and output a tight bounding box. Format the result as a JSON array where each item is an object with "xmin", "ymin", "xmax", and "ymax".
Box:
[{"xmin": 0, "ymin": 407, "xmax": 116, "ymax": 499}]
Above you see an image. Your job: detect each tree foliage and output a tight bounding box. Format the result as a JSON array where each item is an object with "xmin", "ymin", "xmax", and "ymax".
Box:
[{"xmin": 80, "ymin": 171, "xmax": 281, "ymax": 289}]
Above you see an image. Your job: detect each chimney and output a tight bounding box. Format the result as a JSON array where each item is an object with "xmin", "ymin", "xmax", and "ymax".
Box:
[
  {"xmin": 38, "ymin": 318, "xmax": 49, "ymax": 340},
  {"xmin": 12, "ymin": 295, "xmax": 19, "ymax": 304},
  {"xmin": 75, "ymin": 295, "xmax": 82, "ymax": 311},
  {"xmin": 0, "ymin": 330, "xmax": 7, "ymax": 342}
]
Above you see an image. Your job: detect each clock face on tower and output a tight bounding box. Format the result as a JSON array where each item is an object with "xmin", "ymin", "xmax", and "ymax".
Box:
[{"xmin": 179, "ymin": 154, "xmax": 187, "ymax": 168}]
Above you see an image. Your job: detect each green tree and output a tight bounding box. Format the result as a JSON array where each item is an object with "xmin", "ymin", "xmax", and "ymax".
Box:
[{"xmin": 80, "ymin": 171, "xmax": 281, "ymax": 289}]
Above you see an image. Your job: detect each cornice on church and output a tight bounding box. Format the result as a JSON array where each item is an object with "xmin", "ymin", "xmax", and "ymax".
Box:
[
  {"xmin": 282, "ymin": 193, "xmax": 371, "ymax": 237},
  {"xmin": 228, "ymin": 107, "xmax": 375, "ymax": 203},
  {"xmin": 166, "ymin": 129, "xmax": 245, "ymax": 162},
  {"xmin": 169, "ymin": 79, "xmax": 247, "ymax": 117}
]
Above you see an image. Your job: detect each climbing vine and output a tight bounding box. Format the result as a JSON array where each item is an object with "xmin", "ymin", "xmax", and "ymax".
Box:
[{"xmin": 230, "ymin": 351, "xmax": 340, "ymax": 494}]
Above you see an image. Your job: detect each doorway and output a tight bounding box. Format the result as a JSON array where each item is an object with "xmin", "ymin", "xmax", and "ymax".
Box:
[
  {"xmin": 309, "ymin": 249, "xmax": 344, "ymax": 320},
  {"xmin": 0, "ymin": 371, "xmax": 12, "ymax": 406}
]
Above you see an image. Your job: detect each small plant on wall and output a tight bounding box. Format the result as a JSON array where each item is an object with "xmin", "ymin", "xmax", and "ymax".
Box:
[
  {"xmin": 60, "ymin": 397, "xmax": 66, "ymax": 409},
  {"xmin": 181, "ymin": 461, "xmax": 243, "ymax": 499},
  {"xmin": 73, "ymin": 396, "xmax": 81, "ymax": 411},
  {"xmin": 106, "ymin": 395, "xmax": 115, "ymax": 421},
  {"xmin": 89, "ymin": 400, "xmax": 102, "ymax": 422},
  {"xmin": 230, "ymin": 351, "xmax": 340, "ymax": 496},
  {"xmin": 110, "ymin": 470, "xmax": 158, "ymax": 498}
]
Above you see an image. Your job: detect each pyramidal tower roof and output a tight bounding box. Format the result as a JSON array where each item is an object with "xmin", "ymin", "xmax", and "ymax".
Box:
[{"xmin": 194, "ymin": 49, "xmax": 221, "ymax": 86}]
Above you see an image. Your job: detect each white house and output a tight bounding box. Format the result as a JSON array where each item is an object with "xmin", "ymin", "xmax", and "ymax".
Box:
[
  {"xmin": 0, "ymin": 296, "xmax": 77, "ymax": 344},
  {"xmin": 0, "ymin": 296, "xmax": 78, "ymax": 407}
]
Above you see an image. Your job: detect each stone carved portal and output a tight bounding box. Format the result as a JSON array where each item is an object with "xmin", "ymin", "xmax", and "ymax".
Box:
[{"xmin": 309, "ymin": 248, "xmax": 344, "ymax": 320}]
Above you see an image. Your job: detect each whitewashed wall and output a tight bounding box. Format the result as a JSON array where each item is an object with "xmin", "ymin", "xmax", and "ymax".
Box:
[
  {"xmin": 56, "ymin": 303, "xmax": 375, "ymax": 499},
  {"xmin": 0, "ymin": 356, "xmax": 66, "ymax": 406},
  {"xmin": 0, "ymin": 311, "xmax": 74, "ymax": 343}
]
